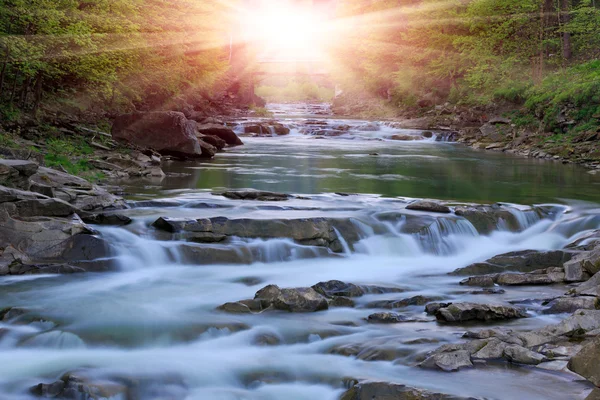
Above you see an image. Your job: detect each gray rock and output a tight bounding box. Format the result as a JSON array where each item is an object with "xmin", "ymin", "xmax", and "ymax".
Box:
[
  {"xmin": 419, "ymin": 350, "xmax": 473, "ymax": 372},
  {"xmin": 366, "ymin": 295, "xmax": 443, "ymax": 309},
  {"xmin": 340, "ymin": 381, "xmax": 472, "ymax": 400},
  {"xmin": 254, "ymin": 284, "xmax": 328, "ymax": 313},
  {"xmin": 406, "ymin": 200, "xmax": 451, "ymax": 214},
  {"xmin": 569, "ymin": 337, "xmax": 600, "ymax": 387},
  {"xmin": 312, "ymin": 280, "xmax": 365, "ymax": 297},
  {"xmin": 451, "ymin": 250, "xmax": 572, "ymax": 275},
  {"xmin": 367, "ymin": 312, "xmax": 412, "ymax": 324},
  {"xmin": 471, "ymin": 338, "xmax": 508, "ymax": 360},
  {"xmin": 81, "ymin": 213, "xmax": 132, "ymax": 226},
  {"xmin": 460, "ymin": 275, "xmax": 496, "ymax": 287},
  {"xmin": 329, "ymin": 297, "xmax": 355, "ymax": 308},
  {"xmin": 495, "ymin": 271, "xmax": 564, "ymax": 285},
  {"xmin": 564, "ymin": 248, "xmax": 600, "ymax": 281},
  {"xmin": 216, "ymin": 190, "xmax": 290, "ymax": 201},
  {"xmin": 425, "ymin": 302, "xmax": 452, "ymax": 315},
  {"xmin": 435, "ymin": 302, "xmax": 527, "ymax": 323},
  {"xmin": 573, "ymin": 272, "xmax": 600, "ymax": 297},
  {"xmin": 544, "ymin": 297, "xmax": 599, "ymax": 314},
  {"xmin": 503, "ymin": 344, "xmax": 546, "ymax": 365}
]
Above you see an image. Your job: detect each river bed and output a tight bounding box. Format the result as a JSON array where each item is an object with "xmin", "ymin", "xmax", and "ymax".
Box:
[{"xmin": 1, "ymin": 104, "xmax": 599, "ymax": 399}]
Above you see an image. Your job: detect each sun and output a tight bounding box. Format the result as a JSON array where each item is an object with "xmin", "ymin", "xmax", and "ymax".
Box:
[{"xmin": 242, "ymin": 2, "xmax": 327, "ymax": 61}]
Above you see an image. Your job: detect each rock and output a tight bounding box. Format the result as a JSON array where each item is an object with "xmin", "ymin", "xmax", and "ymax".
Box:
[
  {"xmin": 489, "ymin": 117, "xmax": 511, "ymax": 125},
  {"xmin": 254, "ymin": 284, "xmax": 328, "ymax": 312},
  {"xmin": 406, "ymin": 200, "xmax": 451, "ymax": 214},
  {"xmin": 312, "ymin": 280, "xmax": 365, "ymax": 297},
  {"xmin": 586, "ymin": 389, "xmax": 600, "ymax": 400},
  {"xmin": 503, "ymin": 344, "xmax": 546, "ymax": 365},
  {"xmin": 0, "ymin": 159, "xmax": 38, "ymax": 189},
  {"xmin": 454, "ymin": 205, "xmax": 521, "ymax": 234},
  {"xmin": 564, "ymin": 248, "xmax": 600, "ymax": 282},
  {"xmin": 469, "ymin": 288, "xmax": 506, "ymax": 295},
  {"xmin": 495, "ymin": 270, "xmax": 564, "ymax": 285},
  {"xmin": 568, "ymin": 336, "xmax": 600, "ymax": 387},
  {"xmin": 479, "ymin": 123, "xmax": 509, "ymax": 142},
  {"xmin": 340, "ymin": 381, "xmax": 471, "ymax": 400},
  {"xmin": 544, "ymin": 297, "xmax": 599, "ymax": 314},
  {"xmin": 573, "ymin": 272, "xmax": 600, "ymax": 297},
  {"xmin": 199, "ymin": 134, "xmax": 226, "ymax": 150},
  {"xmin": 451, "ymin": 250, "xmax": 572, "ymax": 275},
  {"xmin": 329, "ymin": 297, "xmax": 355, "ymax": 308},
  {"xmin": 366, "ymin": 295, "xmax": 443, "ymax": 309},
  {"xmin": 367, "ymin": 312, "xmax": 412, "ymax": 324},
  {"xmin": 30, "ymin": 372, "xmax": 127, "ymax": 399},
  {"xmin": 5, "ymin": 260, "xmax": 84, "ymax": 275},
  {"xmin": 112, "ymin": 111, "xmax": 214, "ymax": 158},
  {"xmin": 196, "ymin": 123, "xmax": 243, "ymax": 146},
  {"xmin": 30, "ymin": 167, "xmax": 126, "ymax": 211},
  {"xmin": 81, "ymin": 213, "xmax": 132, "ymax": 226},
  {"xmin": 435, "ymin": 302, "xmax": 527, "ymax": 323},
  {"xmin": 419, "ymin": 350, "xmax": 473, "ymax": 372},
  {"xmin": 535, "ymin": 310, "xmax": 600, "ymax": 341},
  {"xmin": 217, "ymin": 302, "xmax": 254, "ymax": 314},
  {"xmin": 471, "ymin": 338, "xmax": 508, "ymax": 360},
  {"xmin": 459, "ymin": 276, "xmax": 495, "ymax": 287},
  {"xmin": 390, "ymin": 134, "xmax": 424, "ymax": 141},
  {"xmin": 215, "ymin": 190, "xmax": 291, "ymax": 201},
  {"xmin": 14, "ymin": 198, "xmax": 79, "ymax": 218},
  {"xmin": 425, "ymin": 302, "xmax": 451, "ymax": 315},
  {"xmin": 152, "ymin": 216, "xmax": 360, "ymax": 253}
]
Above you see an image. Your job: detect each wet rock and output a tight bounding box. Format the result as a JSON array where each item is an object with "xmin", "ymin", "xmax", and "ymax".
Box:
[
  {"xmin": 254, "ymin": 284, "xmax": 328, "ymax": 313},
  {"xmin": 568, "ymin": 337, "xmax": 600, "ymax": 387},
  {"xmin": 454, "ymin": 206, "xmax": 521, "ymax": 234},
  {"xmin": 460, "ymin": 276, "xmax": 495, "ymax": 287},
  {"xmin": 406, "ymin": 200, "xmax": 451, "ymax": 214},
  {"xmin": 5, "ymin": 260, "xmax": 84, "ymax": 275},
  {"xmin": 199, "ymin": 134, "xmax": 227, "ymax": 150},
  {"xmin": 586, "ymin": 389, "xmax": 600, "ymax": 400},
  {"xmin": 312, "ymin": 280, "xmax": 365, "ymax": 297},
  {"xmin": 217, "ymin": 302, "xmax": 255, "ymax": 314},
  {"xmin": 112, "ymin": 111, "xmax": 215, "ymax": 158},
  {"xmin": 14, "ymin": 198, "xmax": 79, "ymax": 218},
  {"xmin": 340, "ymin": 381, "xmax": 471, "ymax": 400},
  {"xmin": 425, "ymin": 302, "xmax": 452, "ymax": 315},
  {"xmin": 367, "ymin": 312, "xmax": 412, "ymax": 324},
  {"xmin": 390, "ymin": 134, "xmax": 425, "ymax": 141},
  {"xmin": 216, "ymin": 190, "xmax": 291, "ymax": 201},
  {"xmin": 451, "ymin": 250, "xmax": 572, "ymax": 275},
  {"xmin": 543, "ymin": 297, "xmax": 599, "ymax": 314},
  {"xmin": 81, "ymin": 213, "xmax": 132, "ymax": 226},
  {"xmin": 329, "ymin": 297, "xmax": 355, "ymax": 308},
  {"xmin": 178, "ymin": 244, "xmax": 252, "ymax": 265},
  {"xmin": 434, "ymin": 302, "xmax": 527, "ymax": 323},
  {"xmin": 196, "ymin": 123, "xmax": 243, "ymax": 146},
  {"xmin": 471, "ymin": 338, "xmax": 508, "ymax": 360},
  {"xmin": 30, "ymin": 372, "xmax": 127, "ymax": 399},
  {"xmin": 152, "ymin": 216, "xmax": 361, "ymax": 253},
  {"xmin": 419, "ymin": 350, "xmax": 473, "ymax": 372},
  {"xmin": 366, "ymin": 295, "xmax": 443, "ymax": 309},
  {"xmin": 534, "ymin": 310, "xmax": 600, "ymax": 342},
  {"xmin": 503, "ymin": 344, "xmax": 546, "ymax": 365},
  {"xmin": 469, "ymin": 287, "xmax": 506, "ymax": 295}
]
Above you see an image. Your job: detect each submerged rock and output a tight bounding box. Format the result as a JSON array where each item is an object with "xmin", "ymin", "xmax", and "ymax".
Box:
[
  {"xmin": 367, "ymin": 312, "xmax": 414, "ymax": 324},
  {"xmin": 254, "ymin": 284, "xmax": 328, "ymax": 313},
  {"xmin": 215, "ymin": 190, "xmax": 291, "ymax": 201},
  {"xmin": 406, "ymin": 200, "xmax": 451, "ymax": 214},
  {"xmin": 340, "ymin": 381, "xmax": 471, "ymax": 400},
  {"xmin": 434, "ymin": 302, "xmax": 527, "ymax": 323},
  {"xmin": 312, "ymin": 280, "xmax": 365, "ymax": 297},
  {"xmin": 366, "ymin": 295, "xmax": 443, "ymax": 309}
]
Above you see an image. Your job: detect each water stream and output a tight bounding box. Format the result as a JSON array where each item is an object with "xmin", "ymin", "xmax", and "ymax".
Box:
[{"xmin": 1, "ymin": 104, "xmax": 600, "ymax": 399}]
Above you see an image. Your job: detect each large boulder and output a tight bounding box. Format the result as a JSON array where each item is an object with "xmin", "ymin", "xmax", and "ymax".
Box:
[
  {"xmin": 434, "ymin": 302, "xmax": 527, "ymax": 323},
  {"xmin": 196, "ymin": 123, "xmax": 243, "ymax": 146},
  {"xmin": 112, "ymin": 111, "xmax": 215, "ymax": 158},
  {"xmin": 564, "ymin": 248, "xmax": 600, "ymax": 282},
  {"xmin": 254, "ymin": 284, "xmax": 328, "ymax": 312},
  {"xmin": 0, "ymin": 159, "xmax": 38, "ymax": 189},
  {"xmin": 569, "ymin": 337, "xmax": 600, "ymax": 387}
]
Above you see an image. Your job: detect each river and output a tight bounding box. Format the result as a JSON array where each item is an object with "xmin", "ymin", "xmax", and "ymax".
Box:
[{"xmin": 0, "ymin": 104, "xmax": 599, "ymax": 399}]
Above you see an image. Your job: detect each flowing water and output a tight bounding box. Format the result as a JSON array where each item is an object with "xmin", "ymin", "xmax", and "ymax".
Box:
[{"xmin": 1, "ymin": 104, "xmax": 600, "ymax": 399}]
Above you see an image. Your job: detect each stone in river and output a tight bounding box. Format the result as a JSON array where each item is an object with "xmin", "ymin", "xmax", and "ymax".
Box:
[
  {"xmin": 419, "ymin": 350, "xmax": 474, "ymax": 372},
  {"xmin": 434, "ymin": 302, "xmax": 527, "ymax": 322},
  {"xmin": 569, "ymin": 336, "xmax": 600, "ymax": 387},
  {"xmin": 340, "ymin": 381, "xmax": 473, "ymax": 400},
  {"xmin": 406, "ymin": 200, "xmax": 451, "ymax": 214},
  {"xmin": 367, "ymin": 312, "xmax": 413, "ymax": 324},
  {"xmin": 254, "ymin": 284, "xmax": 328, "ymax": 313}
]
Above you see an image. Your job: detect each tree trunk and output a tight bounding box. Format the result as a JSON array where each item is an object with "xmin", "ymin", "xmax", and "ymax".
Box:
[
  {"xmin": 32, "ymin": 72, "xmax": 43, "ymax": 114},
  {"xmin": 20, "ymin": 75, "xmax": 32, "ymax": 109},
  {"xmin": 560, "ymin": 0, "xmax": 572, "ymax": 60},
  {"xmin": 9, "ymin": 70, "xmax": 20, "ymax": 104},
  {"xmin": 0, "ymin": 46, "xmax": 9, "ymax": 96}
]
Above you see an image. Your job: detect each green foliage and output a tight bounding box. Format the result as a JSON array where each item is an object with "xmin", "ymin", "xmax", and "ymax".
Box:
[
  {"xmin": 249, "ymin": 106, "xmax": 273, "ymax": 118},
  {"xmin": 255, "ymin": 82, "xmax": 334, "ymax": 103},
  {"xmin": 44, "ymin": 154, "xmax": 92, "ymax": 176},
  {"xmin": 47, "ymin": 137, "xmax": 93, "ymax": 156}
]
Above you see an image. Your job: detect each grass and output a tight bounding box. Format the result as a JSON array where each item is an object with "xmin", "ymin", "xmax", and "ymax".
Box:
[{"xmin": 249, "ymin": 106, "xmax": 273, "ymax": 118}]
